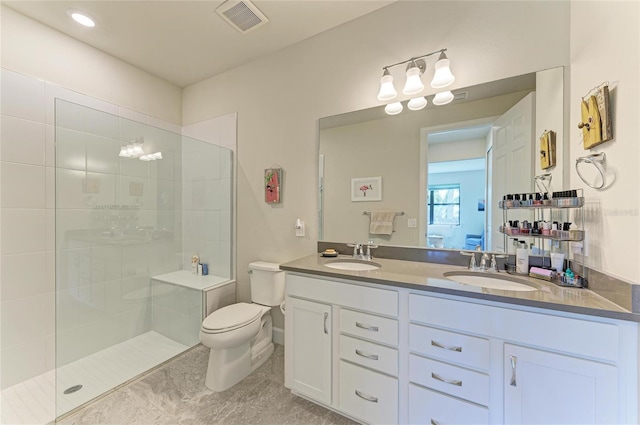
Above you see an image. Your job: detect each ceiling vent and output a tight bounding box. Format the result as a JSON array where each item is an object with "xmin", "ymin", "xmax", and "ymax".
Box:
[
  {"xmin": 453, "ymin": 92, "xmax": 469, "ymax": 102},
  {"xmin": 216, "ymin": 0, "xmax": 269, "ymax": 33}
]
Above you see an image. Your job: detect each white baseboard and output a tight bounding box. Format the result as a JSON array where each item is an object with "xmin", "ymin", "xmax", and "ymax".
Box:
[{"xmin": 273, "ymin": 327, "xmax": 284, "ymax": 346}]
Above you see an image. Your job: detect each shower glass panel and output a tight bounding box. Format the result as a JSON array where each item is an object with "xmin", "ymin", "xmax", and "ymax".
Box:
[{"xmin": 54, "ymin": 99, "xmax": 233, "ymax": 418}]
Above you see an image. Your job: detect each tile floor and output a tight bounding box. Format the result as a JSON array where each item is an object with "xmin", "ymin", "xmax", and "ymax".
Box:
[
  {"xmin": 57, "ymin": 344, "xmax": 357, "ymax": 425},
  {"xmin": 1, "ymin": 331, "xmax": 188, "ymax": 425}
]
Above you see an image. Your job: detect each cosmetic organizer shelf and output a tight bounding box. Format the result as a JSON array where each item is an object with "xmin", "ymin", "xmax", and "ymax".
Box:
[
  {"xmin": 498, "ymin": 197, "xmax": 584, "ymax": 209},
  {"xmin": 498, "ymin": 226, "xmax": 584, "ymax": 241},
  {"xmin": 500, "ymin": 190, "xmax": 586, "ymax": 288}
]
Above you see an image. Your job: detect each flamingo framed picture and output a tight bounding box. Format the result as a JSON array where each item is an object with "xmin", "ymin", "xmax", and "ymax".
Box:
[
  {"xmin": 351, "ymin": 176, "xmax": 382, "ymax": 202},
  {"xmin": 265, "ymin": 168, "xmax": 282, "ymax": 203}
]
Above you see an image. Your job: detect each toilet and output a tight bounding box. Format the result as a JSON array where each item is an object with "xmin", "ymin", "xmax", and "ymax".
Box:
[{"xmin": 199, "ymin": 261, "xmax": 285, "ymax": 391}]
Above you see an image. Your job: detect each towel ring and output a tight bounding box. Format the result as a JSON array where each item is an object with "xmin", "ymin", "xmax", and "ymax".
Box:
[{"xmin": 576, "ymin": 152, "xmax": 606, "ymax": 189}]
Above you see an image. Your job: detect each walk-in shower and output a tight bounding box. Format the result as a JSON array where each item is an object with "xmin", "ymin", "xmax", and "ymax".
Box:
[{"xmin": 51, "ymin": 99, "xmax": 234, "ymax": 419}]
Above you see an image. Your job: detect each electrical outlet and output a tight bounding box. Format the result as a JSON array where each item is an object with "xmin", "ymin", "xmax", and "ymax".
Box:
[{"xmin": 407, "ymin": 218, "xmax": 417, "ymax": 228}]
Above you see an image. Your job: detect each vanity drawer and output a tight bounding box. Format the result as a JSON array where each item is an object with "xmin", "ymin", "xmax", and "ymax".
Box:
[
  {"xmin": 340, "ymin": 309, "xmax": 398, "ymax": 346},
  {"xmin": 339, "ymin": 360, "xmax": 398, "ymax": 425},
  {"xmin": 409, "ymin": 324, "xmax": 490, "ymax": 370},
  {"xmin": 409, "ymin": 354, "xmax": 490, "ymax": 406},
  {"xmin": 408, "ymin": 384, "xmax": 489, "ymax": 425},
  {"xmin": 340, "ymin": 334, "xmax": 398, "ymax": 376}
]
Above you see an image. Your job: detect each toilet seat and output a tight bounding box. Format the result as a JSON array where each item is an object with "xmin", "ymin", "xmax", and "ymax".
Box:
[{"xmin": 201, "ymin": 303, "xmax": 265, "ymax": 334}]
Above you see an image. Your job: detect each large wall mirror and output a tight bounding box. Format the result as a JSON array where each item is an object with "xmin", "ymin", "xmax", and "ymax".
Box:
[{"xmin": 318, "ymin": 67, "xmax": 565, "ymax": 253}]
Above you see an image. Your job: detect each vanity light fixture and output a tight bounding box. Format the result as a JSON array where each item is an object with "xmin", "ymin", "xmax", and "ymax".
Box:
[
  {"xmin": 432, "ymin": 90, "xmax": 454, "ymax": 106},
  {"xmin": 378, "ymin": 48, "xmax": 455, "ymax": 114},
  {"xmin": 67, "ymin": 9, "xmax": 96, "ymax": 27},
  {"xmin": 377, "ymin": 69, "xmax": 397, "ymax": 101},
  {"xmin": 376, "ymin": 48, "xmax": 454, "ymax": 102},
  {"xmin": 384, "ymin": 102, "xmax": 403, "ymax": 115},
  {"xmin": 403, "ymin": 60, "xmax": 425, "ymax": 95},
  {"xmin": 430, "ymin": 52, "xmax": 455, "ymax": 88},
  {"xmin": 407, "ymin": 96, "xmax": 427, "ymax": 111}
]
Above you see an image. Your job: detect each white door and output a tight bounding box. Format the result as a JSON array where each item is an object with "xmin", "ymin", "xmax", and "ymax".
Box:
[
  {"xmin": 490, "ymin": 93, "xmax": 535, "ymax": 253},
  {"xmin": 284, "ymin": 296, "xmax": 332, "ymax": 405},
  {"xmin": 504, "ymin": 344, "xmax": 618, "ymax": 424}
]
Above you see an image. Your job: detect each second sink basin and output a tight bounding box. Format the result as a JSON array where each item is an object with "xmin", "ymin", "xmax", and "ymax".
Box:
[
  {"xmin": 444, "ymin": 271, "xmax": 539, "ymax": 292},
  {"xmin": 324, "ymin": 259, "xmax": 381, "ymax": 271}
]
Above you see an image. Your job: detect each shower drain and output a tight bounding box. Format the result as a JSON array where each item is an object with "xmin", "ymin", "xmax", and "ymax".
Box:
[{"xmin": 64, "ymin": 385, "xmax": 83, "ymax": 395}]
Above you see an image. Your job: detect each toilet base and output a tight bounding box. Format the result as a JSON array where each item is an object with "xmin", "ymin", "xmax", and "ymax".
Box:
[{"xmin": 204, "ymin": 315, "xmax": 275, "ymax": 392}]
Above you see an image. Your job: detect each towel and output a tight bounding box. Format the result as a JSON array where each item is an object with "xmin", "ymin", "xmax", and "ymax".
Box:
[{"xmin": 369, "ymin": 210, "xmax": 396, "ymax": 235}]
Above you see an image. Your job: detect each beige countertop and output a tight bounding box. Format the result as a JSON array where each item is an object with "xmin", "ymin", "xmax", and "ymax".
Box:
[{"xmin": 281, "ymin": 254, "xmax": 640, "ymax": 323}]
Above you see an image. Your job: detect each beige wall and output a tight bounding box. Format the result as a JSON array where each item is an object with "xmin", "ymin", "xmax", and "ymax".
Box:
[
  {"xmin": 1, "ymin": 6, "xmax": 182, "ymax": 124},
  {"xmin": 183, "ymin": 1, "xmax": 571, "ymax": 303},
  {"xmin": 570, "ymin": 1, "xmax": 640, "ymax": 284}
]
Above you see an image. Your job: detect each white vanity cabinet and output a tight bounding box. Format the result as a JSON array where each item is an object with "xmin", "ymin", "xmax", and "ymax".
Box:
[
  {"xmin": 284, "ymin": 271, "xmax": 638, "ymax": 425},
  {"xmin": 284, "ymin": 273, "xmax": 399, "ymax": 425},
  {"xmin": 409, "ymin": 293, "xmax": 634, "ymax": 425},
  {"xmin": 503, "ymin": 344, "xmax": 618, "ymax": 424},
  {"xmin": 284, "ymin": 296, "xmax": 332, "ymax": 405}
]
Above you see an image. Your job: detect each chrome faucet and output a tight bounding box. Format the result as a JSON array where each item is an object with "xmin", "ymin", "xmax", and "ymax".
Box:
[
  {"xmin": 347, "ymin": 242, "xmax": 362, "ymax": 258},
  {"xmin": 459, "ymin": 250, "xmax": 478, "ymax": 270},
  {"xmin": 488, "ymin": 254, "xmax": 508, "ymax": 273},
  {"xmin": 347, "ymin": 241, "xmax": 378, "ymax": 260},
  {"xmin": 365, "ymin": 240, "xmax": 378, "ymax": 260},
  {"xmin": 479, "ymin": 252, "xmax": 491, "ymax": 271}
]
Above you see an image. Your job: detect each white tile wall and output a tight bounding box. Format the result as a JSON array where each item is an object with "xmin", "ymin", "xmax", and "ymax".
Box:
[
  {"xmin": 0, "ymin": 115, "xmax": 46, "ymax": 165},
  {"xmin": 0, "ymin": 69, "xmax": 235, "ymax": 404}
]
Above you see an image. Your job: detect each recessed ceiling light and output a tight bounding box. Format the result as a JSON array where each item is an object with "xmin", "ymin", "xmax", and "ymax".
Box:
[{"xmin": 67, "ymin": 9, "xmax": 95, "ymax": 27}]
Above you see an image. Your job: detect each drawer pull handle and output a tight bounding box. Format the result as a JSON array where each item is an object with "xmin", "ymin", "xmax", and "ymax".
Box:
[
  {"xmin": 431, "ymin": 372, "xmax": 462, "ymax": 387},
  {"xmin": 324, "ymin": 312, "xmax": 329, "ymax": 334},
  {"xmin": 431, "ymin": 340, "xmax": 462, "ymax": 352},
  {"xmin": 510, "ymin": 355, "xmax": 517, "ymax": 387},
  {"xmin": 355, "ymin": 349, "xmax": 379, "ymax": 361},
  {"xmin": 430, "ymin": 420, "xmax": 440, "ymax": 425},
  {"xmin": 355, "ymin": 389, "xmax": 378, "ymax": 403},
  {"xmin": 355, "ymin": 322, "xmax": 379, "ymax": 332}
]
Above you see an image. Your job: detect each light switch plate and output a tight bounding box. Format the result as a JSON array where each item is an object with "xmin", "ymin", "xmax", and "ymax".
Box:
[{"xmin": 407, "ymin": 218, "xmax": 417, "ymax": 228}]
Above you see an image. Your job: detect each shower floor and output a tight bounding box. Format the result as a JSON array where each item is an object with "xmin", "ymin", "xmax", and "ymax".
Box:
[{"xmin": 1, "ymin": 331, "xmax": 189, "ymax": 425}]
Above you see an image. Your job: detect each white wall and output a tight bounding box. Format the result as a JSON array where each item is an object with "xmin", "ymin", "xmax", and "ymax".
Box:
[
  {"xmin": 183, "ymin": 1, "xmax": 571, "ymax": 302},
  {"xmin": 535, "ymin": 67, "xmax": 567, "ymax": 193},
  {"xmin": 570, "ymin": 1, "xmax": 640, "ymax": 284},
  {"xmin": 1, "ymin": 6, "xmax": 182, "ymax": 125}
]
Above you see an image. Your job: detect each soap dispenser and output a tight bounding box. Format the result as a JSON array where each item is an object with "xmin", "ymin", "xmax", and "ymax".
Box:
[{"xmin": 516, "ymin": 241, "xmax": 529, "ymax": 274}]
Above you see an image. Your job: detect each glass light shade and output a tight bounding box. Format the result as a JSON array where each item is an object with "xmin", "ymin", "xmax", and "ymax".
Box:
[
  {"xmin": 430, "ymin": 53, "xmax": 455, "ymax": 88},
  {"xmin": 377, "ymin": 71, "xmax": 397, "ymax": 101},
  {"xmin": 139, "ymin": 155, "xmax": 152, "ymax": 161},
  {"xmin": 403, "ymin": 65, "xmax": 424, "ymax": 95},
  {"xmin": 384, "ymin": 102, "xmax": 403, "ymax": 115},
  {"xmin": 432, "ymin": 90, "xmax": 454, "ymax": 106},
  {"xmin": 119, "ymin": 146, "xmax": 130, "ymax": 157},
  {"xmin": 408, "ymin": 96, "xmax": 427, "ymax": 111}
]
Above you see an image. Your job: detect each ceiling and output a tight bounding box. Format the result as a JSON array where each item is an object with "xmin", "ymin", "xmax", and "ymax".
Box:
[{"xmin": 4, "ymin": 0, "xmax": 394, "ymax": 88}]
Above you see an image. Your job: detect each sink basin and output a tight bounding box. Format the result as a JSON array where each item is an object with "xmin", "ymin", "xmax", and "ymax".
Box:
[
  {"xmin": 443, "ymin": 271, "xmax": 539, "ymax": 292},
  {"xmin": 324, "ymin": 259, "xmax": 381, "ymax": 271}
]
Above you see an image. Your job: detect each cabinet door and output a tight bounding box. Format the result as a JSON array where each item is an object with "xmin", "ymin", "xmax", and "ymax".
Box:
[
  {"xmin": 504, "ymin": 344, "xmax": 618, "ymax": 425},
  {"xmin": 285, "ymin": 297, "xmax": 332, "ymax": 405}
]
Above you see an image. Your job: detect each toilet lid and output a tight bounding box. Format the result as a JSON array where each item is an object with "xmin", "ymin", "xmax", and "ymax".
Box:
[{"xmin": 202, "ymin": 303, "xmax": 263, "ymax": 332}]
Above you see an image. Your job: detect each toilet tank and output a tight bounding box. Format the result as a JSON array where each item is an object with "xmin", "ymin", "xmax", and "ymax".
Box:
[{"xmin": 248, "ymin": 261, "xmax": 285, "ymax": 306}]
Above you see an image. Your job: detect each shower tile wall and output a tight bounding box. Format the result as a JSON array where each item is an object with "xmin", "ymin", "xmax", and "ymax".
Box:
[
  {"xmin": 1, "ymin": 69, "xmax": 55, "ymax": 390},
  {"xmin": 182, "ymin": 137, "xmax": 232, "ymax": 277},
  {"xmin": 0, "ymin": 68, "xmax": 184, "ymax": 389}
]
